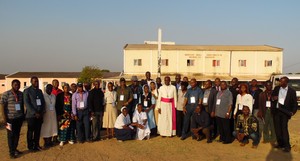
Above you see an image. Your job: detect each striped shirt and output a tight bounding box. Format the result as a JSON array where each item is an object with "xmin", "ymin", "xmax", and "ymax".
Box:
[{"xmin": 0, "ymin": 90, "xmax": 24, "ymax": 119}]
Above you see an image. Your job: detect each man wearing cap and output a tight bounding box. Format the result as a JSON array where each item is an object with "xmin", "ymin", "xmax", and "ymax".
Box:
[
  {"xmin": 116, "ymin": 77, "xmax": 133, "ymax": 115},
  {"xmin": 72, "ymin": 82, "xmax": 91, "ymax": 143},
  {"xmin": 88, "ymin": 80, "xmax": 104, "ymax": 141},
  {"xmin": 128, "ymin": 76, "xmax": 143, "ymax": 119}
]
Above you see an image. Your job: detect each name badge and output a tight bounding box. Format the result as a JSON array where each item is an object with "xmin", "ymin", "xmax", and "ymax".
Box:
[
  {"xmin": 266, "ymin": 101, "xmax": 271, "ymax": 108},
  {"xmin": 79, "ymin": 101, "xmax": 85, "ymax": 108},
  {"xmin": 15, "ymin": 104, "xmax": 21, "ymax": 111},
  {"xmin": 36, "ymin": 99, "xmax": 41, "ymax": 106},
  {"xmin": 190, "ymin": 96, "xmax": 196, "ymax": 104},
  {"xmin": 144, "ymin": 101, "xmax": 148, "ymax": 107},
  {"xmin": 279, "ymin": 98, "xmax": 285, "ymax": 105},
  {"xmin": 216, "ymin": 99, "xmax": 221, "ymax": 105},
  {"xmin": 120, "ymin": 95, "xmax": 124, "ymax": 101},
  {"xmin": 203, "ymin": 97, "xmax": 208, "ymax": 104},
  {"xmin": 133, "ymin": 94, "xmax": 137, "ymax": 99},
  {"xmin": 238, "ymin": 104, "xmax": 243, "ymax": 110},
  {"xmin": 49, "ymin": 104, "xmax": 54, "ymax": 111}
]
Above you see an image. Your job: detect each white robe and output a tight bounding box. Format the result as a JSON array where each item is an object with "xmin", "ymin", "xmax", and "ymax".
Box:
[
  {"xmin": 40, "ymin": 93, "xmax": 58, "ymax": 137},
  {"xmin": 157, "ymin": 84, "xmax": 177, "ymax": 136},
  {"xmin": 133, "ymin": 110, "xmax": 150, "ymax": 140}
]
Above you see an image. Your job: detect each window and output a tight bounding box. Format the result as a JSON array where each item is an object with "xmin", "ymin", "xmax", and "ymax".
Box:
[
  {"xmin": 238, "ymin": 60, "xmax": 247, "ymax": 67},
  {"xmin": 134, "ymin": 59, "xmax": 142, "ymax": 66},
  {"xmin": 187, "ymin": 59, "xmax": 195, "ymax": 66},
  {"xmin": 161, "ymin": 59, "xmax": 169, "ymax": 66},
  {"xmin": 265, "ymin": 60, "xmax": 272, "ymax": 67},
  {"xmin": 212, "ymin": 60, "xmax": 220, "ymax": 67},
  {"xmin": 24, "ymin": 82, "xmax": 27, "ymax": 87}
]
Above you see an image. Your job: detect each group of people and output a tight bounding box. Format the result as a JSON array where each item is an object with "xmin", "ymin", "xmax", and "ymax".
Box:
[{"xmin": 0, "ymin": 71, "xmax": 298, "ymax": 159}]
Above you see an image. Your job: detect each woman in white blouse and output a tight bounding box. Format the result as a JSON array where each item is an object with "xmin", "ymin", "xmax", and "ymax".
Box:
[
  {"xmin": 233, "ymin": 83, "xmax": 253, "ymax": 118},
  {"xmin": 114, "ymin": 107, "xmax": 135, "ymax": 142}
]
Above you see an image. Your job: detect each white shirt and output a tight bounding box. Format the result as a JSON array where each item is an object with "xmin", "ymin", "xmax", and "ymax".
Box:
[
  {"xmin": 234, "ymin": 94, "xmax": 253, "ymax": 115},
  {"xmin": 114, "ymin": 113, "xmax": 131, "ymax": 129},
  {"xmin": 177, "ymin": 89, "xmax": 186, "ymax": 111},
  {"xmin": 133, "ymin": 111, "xmax": 147, "ymax": 125},
  {"xmin": 105, "ymin": 90, "xmax": 117, "ymax": 104},
  {"xmin": 278, "ymin": 86, "xmax": 288, "ymax": 107}
]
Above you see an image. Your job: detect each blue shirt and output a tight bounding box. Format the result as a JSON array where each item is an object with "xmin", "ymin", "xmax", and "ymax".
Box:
[
  {"xmin": 185, "ymin": 87, "xmax": 203, "ymax": 105},
  {"xmin": 72, "ymin": 91, "xmax": 89, "ymax": 115}
]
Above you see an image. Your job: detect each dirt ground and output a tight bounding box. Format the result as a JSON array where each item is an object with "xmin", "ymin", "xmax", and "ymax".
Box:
[{"xmin": 0, "ymin": 113, "xmax": 300, "ymax": 161}]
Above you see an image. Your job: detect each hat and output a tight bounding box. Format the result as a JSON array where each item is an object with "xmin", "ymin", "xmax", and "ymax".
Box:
[
  {"xmin": 121, "ymin": 106, "xmax": 127, "ymax": 112},
  {"xmin": 77, "ymin": 82, "xmax": 83, "ymax": 87},
  {"xmin": 131, "ymin": 75, "xmax": 138, "ymax": 81},
  {"xmin": 120, "ymin": 77, "xmax": 126, "ymax": 82}
]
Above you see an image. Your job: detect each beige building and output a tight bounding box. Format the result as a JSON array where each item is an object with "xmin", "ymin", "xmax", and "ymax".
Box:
[
  {"xmin": 122, "ymin": 44, "xmax": 283, "ymax": 81},
  {"xmin": 2, "ymin": 72, "xmax": 120, "ymax": 93},
  {"xmin": 0, "ymin": 74, "xmax": 7, "ymax": 94},
  {"xmin": 5, "ymin": 72, "xmax": 81, "ymax": 92}
]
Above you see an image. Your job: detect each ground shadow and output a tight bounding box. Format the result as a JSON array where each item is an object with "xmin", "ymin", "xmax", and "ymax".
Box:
[{"xmin": 266, "ymin": 145, "xmax": 293, "ymax": 161}]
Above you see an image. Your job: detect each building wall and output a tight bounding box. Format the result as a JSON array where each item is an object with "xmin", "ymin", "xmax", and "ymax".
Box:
[
  {"xmin": 0, "ymin": 80, "xmax": 6, "ymax": 94},
  {"xmin": 124, "ymin": 49, "xmax": 283, "ymax": 76},
  {"xmin": 5, "ymin": 77, "xmax": 77, "ymax": 92}
]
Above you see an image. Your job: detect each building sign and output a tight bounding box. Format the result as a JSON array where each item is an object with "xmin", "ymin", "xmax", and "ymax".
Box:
[{"xmin": 184, "ymin": 53, "xmax": 222, "ymax": 58}]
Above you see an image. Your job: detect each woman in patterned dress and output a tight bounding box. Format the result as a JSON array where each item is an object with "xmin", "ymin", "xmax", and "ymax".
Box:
[{"xmin": 56, "ymin": 84, "xmax": 76, "ymax": 146}]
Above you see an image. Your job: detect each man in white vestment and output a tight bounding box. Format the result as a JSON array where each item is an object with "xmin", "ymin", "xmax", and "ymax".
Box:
[{"xmin": 157, "ymin": 76, "xmax": 177, "ymax": 137}]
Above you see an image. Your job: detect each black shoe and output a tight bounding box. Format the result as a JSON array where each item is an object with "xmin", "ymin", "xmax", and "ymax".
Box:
[
  {"xmin": 223, "ymin": 141, "xmax": 231, "ymax": 144},
  {"xmin": 274, "ymin": 145, "xmax": 283, "ymax": 149},
  {"xmin": 180, "ymin": 136, "xmax": 187, "ymax": 140},
  {"xmin": 33, "ymin": 146, "xmax": 42, "ymax": 151},
  {"xmin": 207, "ymin": 140, "xmax": 213, "ymax": 143},
  {"xmin": 10, "ymin": 154, "xmax": 17, "ymax": 159},
  {"xmin": 283, "ymin": 148, "xmax": 291, "ymax": 152},
  {"xmin": 15, "ymin": 150, "xmax": 23, "ymax": 155},
  {"xmin": 197, "ymin": 136, "xmax": 204, "ymax": 141}
]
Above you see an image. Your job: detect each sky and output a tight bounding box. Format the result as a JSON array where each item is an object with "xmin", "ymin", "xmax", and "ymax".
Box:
[{"xmin": 0, "ymin": 0, "xmax": 300, "ymax": 74}]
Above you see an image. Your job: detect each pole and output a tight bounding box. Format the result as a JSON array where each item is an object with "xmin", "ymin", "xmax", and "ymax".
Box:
[{"xmin": 158, "ymin": 28, "xmax": 162, "ymax": 78}]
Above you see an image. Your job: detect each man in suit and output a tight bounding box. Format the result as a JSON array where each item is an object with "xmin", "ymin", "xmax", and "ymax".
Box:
[
  {"xmin": 173, "ymin": 74, "xmax": 181, "ymax": 91},
  {"xmin": 272, "ymin": 76, "xmax": 297, "ymax": 152},
  {"xmin": 202, "ymin": 80, "xmax": 218, "ymax": 138}
]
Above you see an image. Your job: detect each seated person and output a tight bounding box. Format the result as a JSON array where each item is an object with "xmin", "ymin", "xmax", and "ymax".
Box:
[
  {"xmin": 114, "ymin": 107, "xmax": 135, "ymax": 142},
  {"xmin": 132, "ymin": 104, "xmax": 150, "ymax": 140},
  {"xmin": 233, "ymin": 106, "xmax": 259, "ymax": 148},
  {"xmin": 191, "ymin": 105, "xmax": 212, "ymax": 143}
]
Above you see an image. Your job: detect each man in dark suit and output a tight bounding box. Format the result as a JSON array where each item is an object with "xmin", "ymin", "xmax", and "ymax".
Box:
[
  {"xmin": 202, "ymin": 80, "xmax": 218, "ymax": 139},
  {"xmin": 172, "ymin": 74, "xmax": 181, "ymax": 91},
  {"xmin": 272, "ymin": 76, "xmax": 297, "ymax": 152}
]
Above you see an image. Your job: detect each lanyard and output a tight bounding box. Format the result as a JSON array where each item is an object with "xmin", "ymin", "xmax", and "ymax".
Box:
[
  {"xmin": 266, "ymin": 92, "xmax": 271, "ymax": 101},
  {"xmin": 218, "ymin": 91, "xmax": 225, "ymax": 99},
  {"xmin": 11, "ymin": 90, "xmax": 19, "ymax": 102}
]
